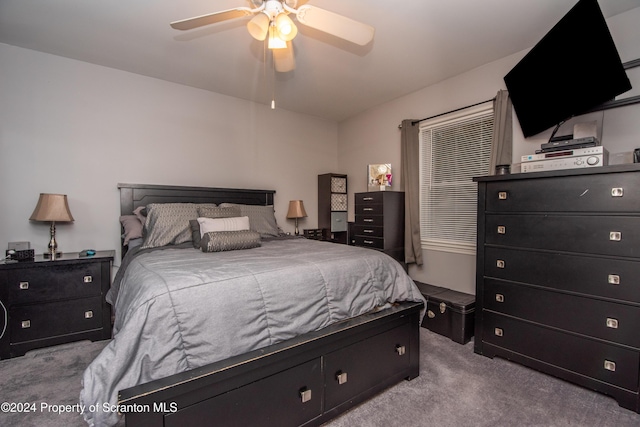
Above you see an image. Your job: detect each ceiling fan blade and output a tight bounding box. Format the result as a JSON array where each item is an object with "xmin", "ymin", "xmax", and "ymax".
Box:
[
  {"xmin": 170, "ymin": 8, "xmax": 253, "ymax": 31},
  {"xmin": 295, "ymin": 5, "xmax": 374, "ymax": 46},
  {"xmin": 274, "ymin": 43, "xmax": 295, "ymax": 72}
]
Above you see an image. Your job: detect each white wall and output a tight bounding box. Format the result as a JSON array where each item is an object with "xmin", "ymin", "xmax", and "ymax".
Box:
[
  {"xmin": 0, "ymin": 43, "xmax": 338, "ymax": 265},
  {"xmin": 338, "ymin": 7, "xmax": 640, "ymax": 294}
]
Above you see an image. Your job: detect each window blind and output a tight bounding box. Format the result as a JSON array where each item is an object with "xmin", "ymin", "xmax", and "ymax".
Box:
[{"xmin": 419, "ymin": 108, "xmax": 493, "ymax": 254}]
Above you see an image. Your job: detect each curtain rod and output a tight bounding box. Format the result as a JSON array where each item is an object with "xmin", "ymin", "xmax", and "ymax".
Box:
[{"xmin": 399, "ymin": 97, "xmax": 495, "ymax": 129}]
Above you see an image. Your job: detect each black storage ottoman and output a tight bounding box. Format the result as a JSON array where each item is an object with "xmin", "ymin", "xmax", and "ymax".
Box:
[{"xmin": 415, "ymin": 281, "xmax": 476, "ymax": 344}]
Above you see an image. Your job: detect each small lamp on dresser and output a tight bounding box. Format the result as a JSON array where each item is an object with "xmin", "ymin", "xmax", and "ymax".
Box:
[
  {"xmin": 286, "ymin": 200, "xmax": 307, "ymax": 236},
  {"xmin": 29, "ymin": 193, "xmax": 74, "ymax": 260}
]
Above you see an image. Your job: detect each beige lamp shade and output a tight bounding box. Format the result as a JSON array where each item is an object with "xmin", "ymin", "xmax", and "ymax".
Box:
[
  {"xmin": 286, "ymin": 200, "xmax": 307, "ymax": 219},
  {"xmin": 29, "ymin": 193, "xmax": 74, "ymax": 222}
]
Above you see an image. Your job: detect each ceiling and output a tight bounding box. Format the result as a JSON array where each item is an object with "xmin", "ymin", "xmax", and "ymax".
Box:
[{"xmin": 0, "ymin": 0, "xmax": 638, "ymax": 122}]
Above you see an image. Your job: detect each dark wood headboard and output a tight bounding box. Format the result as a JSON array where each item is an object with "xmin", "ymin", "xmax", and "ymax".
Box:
[{"xmin": 118, "ymin": 183, "xmax": 276, "ymax": 254}]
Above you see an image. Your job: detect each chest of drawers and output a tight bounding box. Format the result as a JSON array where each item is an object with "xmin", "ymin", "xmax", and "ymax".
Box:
[
  {"xmin": 353, "ymin": 191, "xmax": 404, "ymax": 264},
  {"xmin": 474, "ymin": 165, "xmax": 640, "ymax": 413},
  {"xmin": 0, "ymin": 251, "xmax": 114, "ymax": 358}
]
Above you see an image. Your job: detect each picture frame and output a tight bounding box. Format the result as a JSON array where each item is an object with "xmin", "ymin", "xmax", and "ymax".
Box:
[{"xmin": 368, "ymin": 164, "xmax": 392, "ymax": 190}]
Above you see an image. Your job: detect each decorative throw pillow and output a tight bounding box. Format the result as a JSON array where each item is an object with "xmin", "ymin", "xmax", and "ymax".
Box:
[
  {"xmin": 218, "ymin": 203, "xmax": 280, "ymax": 237},
  {"xmin": 200, "ymin": 230, "xmax": 262, "ymax": 252},
  {"xmin": 197, "ymin": 216, "xmax": 250, "ymax": 237},
  {"xmin": 191, "ymin": 206, "xmax": 242, "ymax": 248},
  {"xmin": 197, "ymin": 206, "xmax": 241, "ymax": 219},
  {"xmin": 141, "ymin": 203, "xmax": 199, "ymax": 249},
  {"xmin": 119, "ymin": 215, "xmax": 143, "ymax": 245}
]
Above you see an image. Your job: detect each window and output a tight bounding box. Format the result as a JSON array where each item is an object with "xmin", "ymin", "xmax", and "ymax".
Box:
[{"xmin": 419, "ymin": 103, "xmax": 493, "ymax": 255}]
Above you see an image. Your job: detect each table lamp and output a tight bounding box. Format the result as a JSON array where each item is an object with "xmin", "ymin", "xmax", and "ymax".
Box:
[
  {"xmin": 286, "ymin": 200, "xmax": 307, "ymax": 236},
  {"xmin": 29, "ymin": 193, "xmax": 74, "ymax": 260}
]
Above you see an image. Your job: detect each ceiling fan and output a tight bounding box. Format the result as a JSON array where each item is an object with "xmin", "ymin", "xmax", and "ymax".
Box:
[{"xmin": 170, "ymin": 0, "xmax": 375, "ymax": 73}]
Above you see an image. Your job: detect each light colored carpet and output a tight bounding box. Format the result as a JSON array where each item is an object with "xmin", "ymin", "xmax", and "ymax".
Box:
[{"xmin": 1, "ymin": 329, "xmax": 639, "ymax": 426}]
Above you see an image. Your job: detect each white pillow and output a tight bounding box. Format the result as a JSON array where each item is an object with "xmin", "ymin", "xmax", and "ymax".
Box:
[{"xmin": 197, "ymin": 216, "xmax": 250, "ymax": 237}]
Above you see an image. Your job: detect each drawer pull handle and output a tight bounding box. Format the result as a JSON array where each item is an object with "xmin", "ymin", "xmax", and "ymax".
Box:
[
  {"xmin": 427, "ymin": 310, "xmax": 435, "ymax": 319},
  {"xmin": 608, "ymin": 274, "xmax": 620, "ymax": 285},
  {"xmin": 363, "ymin": 219, "xmax": 374, "ymax": 223},
  {"xmin": 494, "ymin": 327, "xmax": 503, "ymax": 337},
  {"xmin": 363, "ymin": 208, "xmax": 374, "ymax": 211},
  {"xmin": 609, "ymin": 232, "xmax": 621, "ymax": 241},
  {"xmin": 364, "ymin": 240, "xmax": 374, "ymax": 245},
  {"xmin": 497, "ymin": 226, "xmax": 506, "ymax": 234},
  {"xmin": 336, "ymin": 371, "xmax": 348, "ymax": 385},
  {"xmin": 363, "ymin": 197, "xmax": 374, "ymax": 201},
  {"xmin": 21, "ymin": 320, "xmax": 31, "ymax": 329},
  {"xmin": 396, "ymin": 345, "xmax": 406, "ymax": 356},
  {"xmin": 604, "ymin": 360, "xmax": 616, "ymax": 372},
  {"xmin": 611, "ymin": 188, "xmax": 624, "ymax": 197},
  {"xmin": 439, "ymin": 302, "xmax": 447, "ymax": 314},
  {"xmin": 85, "ymin": 311, "xmax": 94, "ymax": 319},
  {"xmin": 606, "ymin": 318, "xmax": 618, "ymax": 329},
  {"xmin": 496, "ymin": 260, "xmax": 505, "ymax": 269},
  {"xmin": 498, "ymin": 191, "xmax": 508, "ymax": 200},
  {"xmin": 299, "ymin": 388, "xmax": 312, "ymax": 403},
  {"xmin": 83, "ymin": 275, "xmax": 93, "ymax": 283},
  {"xmin": 19, "ymin": 282, "xmax": 29, "ymax": 290},
  {"xmin": 495, "ymin": 294, "xmax": 505, "ymax": 303},
  {"xmin": 364, "ymin": 229, "xmax": 374, "ymax": 233}
]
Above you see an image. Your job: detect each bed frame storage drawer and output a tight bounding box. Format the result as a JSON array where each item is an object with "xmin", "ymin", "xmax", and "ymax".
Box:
[
  {"xmin": 482, "ymin": 311, "xmax": 640, "ymax": 392},
  {"xmin": 165, "ymin": 359, "xmax": 323, "ymax": 427},
  {"xmin": 324, "ymin": 323, "xmax": 411, "ymax": 410}
]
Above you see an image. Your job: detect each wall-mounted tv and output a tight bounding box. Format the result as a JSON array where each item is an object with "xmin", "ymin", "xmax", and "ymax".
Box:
[{"xmin": 504, "ymin": 0, "xmax": 632, "ymax": 138}]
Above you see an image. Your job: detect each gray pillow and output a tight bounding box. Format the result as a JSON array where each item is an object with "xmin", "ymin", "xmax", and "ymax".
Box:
[
  {"xmin": 200, "ymin": 230, "xmax": 262, "ymax": 252},
  {"xmin": 120, "ymin": 215, "xmax": 143, "ymax": 245},
  {"xmin": 197, "ymin": 206, "xmax": 241, "ymax": 218},
  {"xmin": 141, "ymin": 203, "xmax": 199, "ymax": 249},
  {"xmin": 219, "ymin": 203, "xmax": 280, "ymax": 238}
]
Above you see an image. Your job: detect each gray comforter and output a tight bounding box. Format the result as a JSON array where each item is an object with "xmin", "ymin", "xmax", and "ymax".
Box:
[{"xmin": 80, "ymin": 238, "xmax": 425, "ymax": 426}]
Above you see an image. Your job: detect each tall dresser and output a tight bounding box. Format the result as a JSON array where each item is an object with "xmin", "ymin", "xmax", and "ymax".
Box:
[
  {"xmin": 353, "ymin": 191, "xmax": 405, "ymax": 264},
  {"xmin": 474, "ymin": 164, "xmax": 640, "ymax": 413}
]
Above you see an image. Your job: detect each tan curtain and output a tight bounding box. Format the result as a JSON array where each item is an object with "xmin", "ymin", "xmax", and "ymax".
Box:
[
  {"xmin": 489, "ymin": 90, "xmax": 513, "ymax": 174},
  {"xmin": 400, "ymin": 119, "xmax": 423, "ymax": 265}
]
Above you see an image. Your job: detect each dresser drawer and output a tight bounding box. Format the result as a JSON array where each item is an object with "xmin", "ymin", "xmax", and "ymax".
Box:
[
  {"xmin": 484, "ymin": 279, "xmax": 640, "ymax": 348},
  {"xmin": 352, "ymin": 225, "xmax": 383, "ymax": 238},
  {"xmin": 484, "ymin": 247, "xmax": 640, "ymax": 303},
  {"xmin": 10, "ymin": 296, "xmax": 103, "ymax": 343},
  {"xmin": 485, "ymin": 172, "xmax": 640, "ymax": 213},
  {"xmin": 354, "ymin": 215, "xmax": 384, "ymax": 227},
  {"xmin": 485, "ymin": 214, "xmax": 640, "ymax": 257},
  {"xmin": 482, "ymin": 311, "xmax": 640, "ymax": 391},
  {"xmin": 356, "ymin": 204, "xmax": 384, "ymax": 216},
  {"xmin": 353, "ymin": 236, "xmax": 384, "ymax": 250},
  {"xmin": 4, "ymin": 263, "xmax": 102, "ymax": 304},
  {"xmin": 355, "ymin": 192, "xmax": 384, "ymax": 204}
]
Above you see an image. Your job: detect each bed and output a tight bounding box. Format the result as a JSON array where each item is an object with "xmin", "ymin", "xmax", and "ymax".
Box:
[{"xmin": 80, "ymin": 183, "xmax": 425, "ymax": 427}]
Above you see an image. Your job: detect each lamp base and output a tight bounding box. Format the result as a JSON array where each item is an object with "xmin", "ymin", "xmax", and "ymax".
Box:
[{"xmin": 43, "ymin": 251, "xmax": 63, "ymax": 260}]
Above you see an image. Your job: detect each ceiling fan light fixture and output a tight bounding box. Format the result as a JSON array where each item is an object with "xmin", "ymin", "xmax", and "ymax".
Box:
[
  {"xmin": 247, "ymin": 12, "xmax": 270, "ymax": 41},
  {"xmin": 275, "ymin": 13, "xmax": 297, "ymax": 41},
  {"xmin": 268, "ymin": 26, "xmax": 287, "ymax": 49}
]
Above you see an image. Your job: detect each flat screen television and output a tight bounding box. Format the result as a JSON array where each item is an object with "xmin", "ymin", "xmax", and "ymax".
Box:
[{"xmin": 504, "ymin": 0, "xmax": 632, "ymax": 138}]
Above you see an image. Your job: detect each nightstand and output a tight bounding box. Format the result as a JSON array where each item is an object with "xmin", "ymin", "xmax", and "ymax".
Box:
[{"xmin": 0, "ymin": 250, "xmax": 114, "ymax": 359}]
